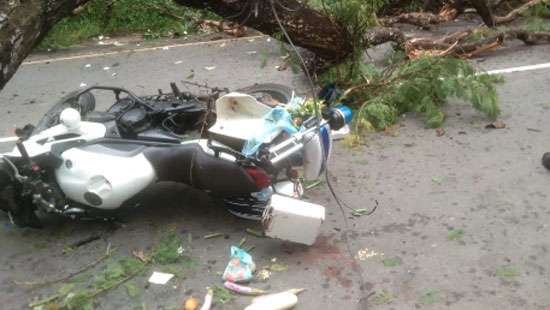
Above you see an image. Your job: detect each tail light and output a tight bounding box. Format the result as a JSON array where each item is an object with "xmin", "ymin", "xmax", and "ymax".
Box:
[{"xmin": 245, "ymin": 167, "xmax": 272, "ymax": 190}]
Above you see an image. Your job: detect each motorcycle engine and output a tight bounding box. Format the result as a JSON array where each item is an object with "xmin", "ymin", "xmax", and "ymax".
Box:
[{"xmin": 118, "ymin": 107, "xmax": 151, "ymax": 137}]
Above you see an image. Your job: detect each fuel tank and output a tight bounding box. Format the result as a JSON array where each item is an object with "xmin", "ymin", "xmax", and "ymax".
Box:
[{"xmin": 55, "ymin": 143, "xmax": 156, "ymax": 209}]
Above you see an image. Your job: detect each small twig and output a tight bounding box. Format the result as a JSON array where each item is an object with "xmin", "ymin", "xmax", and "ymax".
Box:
[
  {"xmin": 245, "ymin": 228, "xmax": 265, "ymax": 238},
  {"xmin": 238, "ymin": 237, "xmax": 247, "ymax": 248},
  {"xmin": 68, "ymin": 234, "xmax": 101, "ymax": 249},
  {"xmin": 16, "ymin": 243, "xmax": 115, "ymax": 288},
  {"xmin": 204, "ymin": 233, "xmax": 224, "ymax": 239}
]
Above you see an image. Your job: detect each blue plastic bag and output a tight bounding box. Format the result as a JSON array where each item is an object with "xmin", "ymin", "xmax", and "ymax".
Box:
[
  {"xmin": 242, "ymin": 107, "xmax": 298, "ymax": 157},
  {"xmin": 222, "ymin": 246, "xmax": 256, "ymax": 283}
]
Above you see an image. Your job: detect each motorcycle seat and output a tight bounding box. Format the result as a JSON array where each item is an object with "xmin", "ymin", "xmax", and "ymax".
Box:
[
  {"xmin": 85, "ymin": 111, "xmax": 117, "ymax": 123},
  {"xmin": 143, "ymin": 144, "xmax": 257, "ymax": 196}
]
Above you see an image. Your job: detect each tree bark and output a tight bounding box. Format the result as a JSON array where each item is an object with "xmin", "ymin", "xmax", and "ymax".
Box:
[
  {"xmin": 173, "ymin": 0, "xmax": 353, "ymax": 61},
  {"xmin": 0, "ymin": 0, "xmax": 90, "ymax": 91}
]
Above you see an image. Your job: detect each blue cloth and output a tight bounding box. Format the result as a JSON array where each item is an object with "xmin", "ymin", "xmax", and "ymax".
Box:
[{"xmin": 242, "ymin": 107, "xmax": 298, "ymax": 156}]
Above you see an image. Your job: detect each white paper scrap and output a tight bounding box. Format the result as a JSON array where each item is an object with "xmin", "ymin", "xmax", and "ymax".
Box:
[{"xmin": 148, "ymin": 272, "xmax": 174, "ymax": 285}]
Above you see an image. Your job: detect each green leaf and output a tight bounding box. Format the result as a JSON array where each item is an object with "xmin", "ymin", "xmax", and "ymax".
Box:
[{"xmin": 382, "ymin": 256, "xmax": 402, "ymax": 267}]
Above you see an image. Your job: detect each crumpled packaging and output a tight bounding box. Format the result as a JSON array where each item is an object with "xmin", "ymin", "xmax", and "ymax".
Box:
[{"xmin": 222, "ymin": 246, "xmax": 256, "ymax": 283}]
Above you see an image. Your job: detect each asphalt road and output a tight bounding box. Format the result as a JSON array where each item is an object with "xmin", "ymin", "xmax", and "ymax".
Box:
[{"xmin": 1, "ymin": 30, "xmax": 550, "ymax": 310}]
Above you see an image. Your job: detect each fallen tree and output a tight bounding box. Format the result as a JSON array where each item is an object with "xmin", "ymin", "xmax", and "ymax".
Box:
[
  {"xmin": 0, "ymin": 0, "xmax": 90, "ymax": 91},
  {"xmin": 1, "ymin": 0, "xmax": 550, "ymax": 92}
]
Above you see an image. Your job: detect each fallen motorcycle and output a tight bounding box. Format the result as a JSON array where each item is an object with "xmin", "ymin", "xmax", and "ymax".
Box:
[{"xmin": 0, "ymin": 83, "xmax": 351, "ymax": 242}]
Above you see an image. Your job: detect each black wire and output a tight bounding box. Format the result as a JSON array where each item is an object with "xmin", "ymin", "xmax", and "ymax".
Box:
[{"xmin": 270, "ymin": 1, "xmax": 377, "ymax": 307}]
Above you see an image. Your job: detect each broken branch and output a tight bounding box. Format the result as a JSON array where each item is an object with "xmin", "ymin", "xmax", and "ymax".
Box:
[{"xmin": 494, "ymin": 0, "xmax": 545, "ymax": 24}]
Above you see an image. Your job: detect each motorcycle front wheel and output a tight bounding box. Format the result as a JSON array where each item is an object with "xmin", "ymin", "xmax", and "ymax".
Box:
[{"xmin": 237, "ymin": 83, "xmax": 294, "ymax": 107}]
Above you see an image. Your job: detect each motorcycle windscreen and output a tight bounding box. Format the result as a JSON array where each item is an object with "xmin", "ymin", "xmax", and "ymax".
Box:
[{"xmin": 302, "ymin": 125, "xmax": 331, "ymax": 181}]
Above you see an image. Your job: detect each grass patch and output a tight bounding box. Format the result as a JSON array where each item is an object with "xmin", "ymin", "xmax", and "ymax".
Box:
[
  {"xmin": 382, "ymin": 256, "xmax": 402, "ymax": 267},
  {"xmin": 496, "ymin": 265, "xmax": 520, "ymax": 279},
  {"xmin": 40, "ymin": 0, "xmax": 217, "ymax": 50},
  {"xmin": 447, "ymin": 228, "xmax": 465, "ymax": 241},
  {"xmin": 418, "ymin": 289, "xmax": 441, "ymax": 305},
  {"xmin": 372, "ymin": 289, "xmax": 394, "ymax": 305}
]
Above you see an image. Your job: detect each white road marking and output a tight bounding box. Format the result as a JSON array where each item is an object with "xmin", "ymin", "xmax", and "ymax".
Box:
[
  {"xmin": 21, "ymin": 35, "xmax": 267, "ymax": 66},
  {"xmin": 485, "ymin": 62, "xmax": 550, "ymax": 75}
]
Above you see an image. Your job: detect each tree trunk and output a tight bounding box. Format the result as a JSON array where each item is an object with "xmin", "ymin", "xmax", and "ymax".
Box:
[
  {"xmin": 173, "ymin": 0, "xmax": 353, "ymax": 61},
  {"xmin": 0, "ymin": 0, "xmax": 90, "ymax": 91}
]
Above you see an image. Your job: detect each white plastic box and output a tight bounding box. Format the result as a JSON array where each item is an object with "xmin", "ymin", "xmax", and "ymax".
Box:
[{"xmin": 262, "ymin": 194, "xmax": 325, "ymax": 246}]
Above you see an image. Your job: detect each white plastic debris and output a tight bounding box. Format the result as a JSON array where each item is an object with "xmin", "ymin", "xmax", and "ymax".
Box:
[
  {"xmin": 111, "ymin": 72, "xmax": 117, "ymax": 77},
  {"xmin": 79, "ymin": 82, "xmax": 87, "ymax": 88},
  {"xmin": 103, "ymin": 66, "xmax": 110, "ymax": 71},
  {"xmin": 148, "ymin": 272, "xmax": 174, "ymax": 285},
  {"xmin": 262, "ymin": 194, "xmax": 325, "ymax": 246},
  {"xmin": 247, "ymin": 51, "xmax": 257, "ymax": 55},
  {"xmin": 204, "ymin": 66, "xmax": 216, "ymax": 71},
  {"xmin": 331, "ymin": 124, "xmax": 351, "ymax": 141},
  {"xmin": 220, "ymin": 43, "xmax": 227, "ymax": 48},
  {"xmin": 84, "ymin": 64, "xmax": 91, "ymax": 68},
  {"xmin": 174, "ymin": 60, "xmax": 183, "ymax": 65},
  {"xmin": 267, "ymin": 38, "xmax": 272, "ymax": 42},
  {"xmin": 113, "ymin": 41, "xmax": 124, "ymax": 47},
  {"xmin": 162, "ymin": 46, "xmax": 170, "ymax": 50}
]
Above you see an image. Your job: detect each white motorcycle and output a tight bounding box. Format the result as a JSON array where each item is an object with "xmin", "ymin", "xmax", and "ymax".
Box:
[{"xmin": 0, "ymin": 83, "xmax": 352, "ymax": 231}]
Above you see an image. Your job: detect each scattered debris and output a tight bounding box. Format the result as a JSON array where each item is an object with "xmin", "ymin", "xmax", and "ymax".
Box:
[
  {"xmin": 152, "ymin": 232, "xmax": 185, "ymax": 265},
  {"xmin": 68, "ymin": 234, "xmax": 101, "ymax": 249},
  {"xmin": 270, "ymin": 263, "xmax": 288, "ymax": 272},
  {"xmin": 245, "ymin": 228, "xmax": 265, "ymax": 238},
  {"xmin": 527, "ymin": 128, "xmax": 542, "ymax": 132},
  {"xmin": 148, "ymin": 271, "xmax": 174, "ymax": 285},
  {"xmin": 447, "ymin": 228, "xmax": 465, "ymax": 241},
  {"xmin": 199, "ymin": 288, "xmax": 214, "ymax": 310},
  {"xmin": 304, "ymin": 179, "xmax": 323, "ymax": 190},
  {"xmin": 245, "ymin": 289, "xmax": 305, "ymax": 310},
  {"xmin": 222, "ymin": 246, "xmax": 256, "ymax": 283},
  {"xmin": 84, "ymin": 64, "xmax": 91, "ymax": 68},
  {"xmin": 247, "ymin": 51, "xmax": 258, "ymax": 55},
  {"xmin": 356, "ymin": 248, "xmax": 384, "ymax": 261},
  {"xmin": 103, "ymin": 66, "xmax": 110, "ymax": 71},
  {"xmin": 496, "ymin": 265, "xmax": 520, "ymax": 279},
  {"xmin": 111, "ymin": 72, "xmax": 117, "ymax": 77},
  {"xmin": 256, "ymin": 269, "xmax": 272, "ymax": 281},
  {"xmin": 224, "ymin": 281, "xmax": 267, "ymax": 295},
  {"xmin": 436, "ymin": 128, "xmax": 445, "ymax": 136},
  {"xmin": 16, "ymin": 243, "xmax": 114, "ymax": 288},
  {"xmin": 485, "ymin": 120, "xmax": 506, "ymax": 129},
  {"xmin": 432, "ymin": 176, "xmax": 443, "ymax": 185},
  {"xmin": 382, "ymin": 256, "xmax": 402, "ymax": 267},
  {"xmin": 204, "ymin": 66, "xmax": 217, "ymax": 71},
  {"xmin": 238, "ymin": 237, "xmax": 247, "ymax": 248},
  {"xmin": 263, "ymin": 194, "xmax": 325, "ymax": 246},
  {"xmin": 419, "ymin": 289, "xmax": 441, "ymax": 305},
  {"xmin": 174, "ymin": 60, "xmax": 183, "ymax": 65},
  {"xmin": 79, "ymin": 82, "xmax": 87, "ymax": 88},
  {"xmin": 162, "ymin": 46, "xmax": 170, "ymax": 50},
  {"xmin": 203, "ymin": 233, "xmax": 224, "ymax": 239},
  {"xmin": 132, "ymin": 249, "xmax": 151, "ymax": 263},
  {"xmin": 212, "ymin": 286, "xmax": 234, "ymax": 304},
  {"xmin": 184, "ymin": 296, "xmax": 199, "ymax": 310}
]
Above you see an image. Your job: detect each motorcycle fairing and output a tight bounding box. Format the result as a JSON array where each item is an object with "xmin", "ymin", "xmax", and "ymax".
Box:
[{"xmin": 55, "ymin": 143, "xmax": 156, "ymax": 209}]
